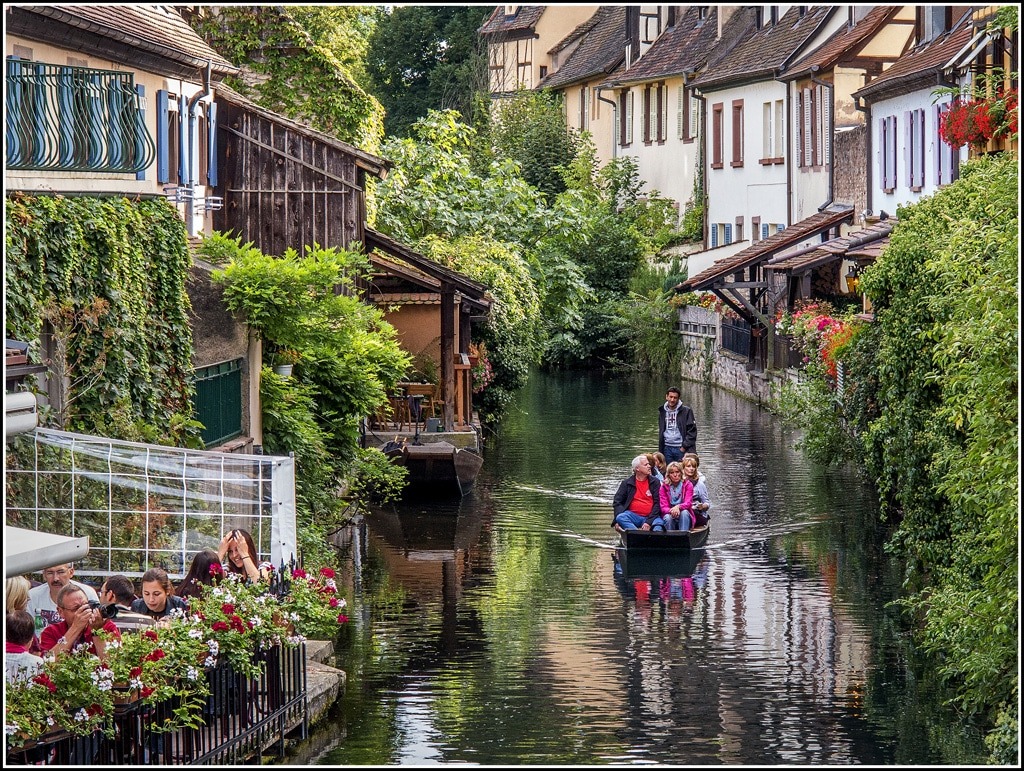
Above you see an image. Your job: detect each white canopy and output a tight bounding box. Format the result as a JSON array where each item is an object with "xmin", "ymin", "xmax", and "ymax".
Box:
[{"xmin": 5, "ymin": 526, "xmax": 89, "ymax": 578}]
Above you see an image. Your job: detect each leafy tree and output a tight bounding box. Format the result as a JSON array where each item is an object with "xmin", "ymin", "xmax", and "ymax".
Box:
[
  {"xmin": 484, "ymin": 88, "xmax": 581, "ymax": 200},
  {"xmin": 288, "ymin": 5, "xmax": 380, "ymax": 92},
  {"xmin": 366, "ymin": 6, "xmax": 491, "ymax": 138}
]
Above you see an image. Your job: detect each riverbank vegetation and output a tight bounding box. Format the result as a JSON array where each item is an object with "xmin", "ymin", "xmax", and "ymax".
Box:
[{"xmin": 774, "ymin": 152, "xmax": 1019, "ymax": 762}]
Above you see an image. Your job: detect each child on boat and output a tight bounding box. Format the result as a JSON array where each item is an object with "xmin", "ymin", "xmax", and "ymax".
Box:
[{"xmin": 682, "ymin": 453, "xmax": 711, "ymax": 527}]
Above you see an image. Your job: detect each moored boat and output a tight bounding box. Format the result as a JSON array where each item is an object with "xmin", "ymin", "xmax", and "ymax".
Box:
[{"xmin": 383, "ymin": 440, "xmax": 483, "ymax": 497}]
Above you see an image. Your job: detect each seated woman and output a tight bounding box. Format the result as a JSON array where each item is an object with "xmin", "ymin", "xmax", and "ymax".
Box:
[
  {"xmin": 217, "ymin": 528, "xmax": 272, "ymax": 583},
  {"xmin": 177, "ymin": 549, "xmax": 223, "ymax": 604},
  {"xmin": 131, "ymin": 568, "xmax": 188, "ymax": 622},
  {"xmin": 659, "ymin": 461, "xmax": 694, "ymax": 531},
  {"xmin": 682, "ymin": 453, "xmax": 712, "ymax": 527}
]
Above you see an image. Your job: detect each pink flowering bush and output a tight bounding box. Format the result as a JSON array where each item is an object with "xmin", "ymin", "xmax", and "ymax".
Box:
[{"xmin": 774, "ymin": 300, "xmax": 859, "ymax": 382}]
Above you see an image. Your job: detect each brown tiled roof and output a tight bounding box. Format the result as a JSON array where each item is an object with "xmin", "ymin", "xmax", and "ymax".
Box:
[
  {"xmin": 372, "ymin": 292, "xmax": 441, "ymax": 306},
  {"xmin": 14, "ymin": 5, "xmax": 237, "ymax": 75},
  {"xmin": 678, "ymin": 207, "xmax": 855, "ymax": 292},
  {"xmin": 783, "ymin": 6, "xmax": 901, "ymax": 79},
  {"xmin": 767, "ymin": 220, "xmax": 894, "ymax": 272},
  {"xmin": 852, "ymin": 11, "xmax": 975, "ymax": 102},
  {"xmin": 539, "ymin": 7, "xmax": 625, "ymax": 90},
  {"xmin": 602, "ymin": 6, "xmax": 721, "ymax": 87},
  {"xmin": 479, "ymin": 6, "xmax": 545, "ymax": 38},
  {"xmin": 693, "ymin": 6, "xmax": 836, "ymax": 91}
]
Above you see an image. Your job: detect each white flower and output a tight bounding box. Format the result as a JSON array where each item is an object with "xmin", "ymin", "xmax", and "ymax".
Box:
[
  {"xmin": 188, "ymin": 628, "xmax": 203, "ymax": 639},
  {"xmin": 249, "ymin": 616, "xmax": 261, "ymax": 627},
  {"xmin": 207, "ymin": 640, "xmax": 219, "ymax": 655},
  {"xmin": 204, "ymin": 656, "xmax": 217, "ymax": 668},
  {"xmin": 73, "ymin": 709, "xmax": 89, "ymax": 723},
  {"xmin": 186, "ymin": 667, "xmax": 199, "ymax": 681}
]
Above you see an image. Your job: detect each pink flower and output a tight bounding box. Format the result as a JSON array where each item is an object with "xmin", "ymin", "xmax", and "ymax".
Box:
[
  {"xmin": 292, "ymin": 569, "xmax": 307, "ymax": 579},
  {"xmin": 329, "ymin": 598, "xmax": 340, "ymax": 608},
  {"xmin": 209, "ymin": 562, "xmax": 223, "ymax": 576},
  {"xmin": 337, "ymin": 613, "xmax": 349, "ymax": 624},
  {"xmin": 319, "ymin": 567, "xmax": 335, "ymax": 579}
]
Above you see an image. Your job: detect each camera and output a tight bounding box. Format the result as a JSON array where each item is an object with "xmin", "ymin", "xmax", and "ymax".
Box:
[{"xmin": 87, "ymin": 600, "xmax": 119, "ymax": 619}]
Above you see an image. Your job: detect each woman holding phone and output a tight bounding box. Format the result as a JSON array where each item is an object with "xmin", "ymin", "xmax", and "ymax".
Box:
[{"xmin": 217, "ymin": 528, "xmax": 271, "ymax": 583}]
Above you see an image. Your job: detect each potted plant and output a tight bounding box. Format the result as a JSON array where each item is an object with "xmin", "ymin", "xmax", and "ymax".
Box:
[
  {"xmin": 272, "ymin": 348, "xmax": 301, "ymax": 377},
  {"xmin": 279, "ymin": 566, "xmax": 349, "ymax": 640}
]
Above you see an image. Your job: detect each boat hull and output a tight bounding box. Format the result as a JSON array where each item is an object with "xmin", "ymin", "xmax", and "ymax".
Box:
[
  {"xmin": 620, "ymin": 523, "xmax": 710, "ymax": 551},
  {"xmin": 384, "ymin": 441, "xmax": 483, "ymax": 497}
]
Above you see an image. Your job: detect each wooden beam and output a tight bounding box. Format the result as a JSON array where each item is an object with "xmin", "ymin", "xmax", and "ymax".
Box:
[{"xmin": 440, "ymin": 286, "xmax": 456, "ymax": 431}]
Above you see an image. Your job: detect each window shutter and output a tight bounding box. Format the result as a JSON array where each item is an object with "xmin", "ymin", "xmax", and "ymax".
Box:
[
  {"xmin": 659, "ymin": 84, "xmax": 667, "ymax": 141},
  {"xmin": 795, "ymin": 90, "xmax": 803, "ymax": 166},
  {"xmin": 821, "ymin": 89, "xmax": 830, "ymax": 164},
  {"xmin": 642, "ymin": 86, "xmax": 650, "ymax": 143},
  {"xmin": 777, "ymin": 224, "xmax": 784, "ymax": 233},
  {"xmin": 135, "ymin": 84, "xmax": 147, "ymax": 180},
  {"xmin": 156, "ymin": 90, "xmax": 169, "ymax": 183},
  {"xmin": 763, "ymin": 102, "xmax": 773, "ymax": 158},
  {"xmin": 878, "ymin": 117, "xmax": 888, "ymax": 189},
  {"xmin": 207, "ymin": 100, "xmax": 217, "ymax": 186},
  {"xmin": 178, "ymin": 93, "xmax": 188, "ymax": 184},
  {"xmin": 724, "ymin": 223, "xmax": 732, "ymax": 244},
  {"xmin": 625, "ymin": 91, "xmax": 634, "ymax": 144},
  {"xmin": 762, "ymin": 223, "xmax": 769, "ymax": 239},
  {"xmin": 711, "ymin": 224, "xmax": 718, "ymax": 247},
  {"xmin": 619, "ymin": 92, "xmax": 627, "ymax": 146},
  {"xmin": 678, "ymin": 85, "xmax": 686, "ymax": 138},
  {"xmin": 803, "ymin": 87, "xmax": 813, "ymax": 167},
  {"xmin": 815, "ymin": 84, "xmax": 824, "ymax": 165},
  {"xmin": 935, "ymin": 103, "xmax": 950, "ymax": 185},
  {"xmin": 888, "ymin": 115, "xmax": 898, "ymax": 190},
  {"xmin": 914, "ymin": 108, "xmax": 925, "ymax": 188},
  {"xmin": 903, "ymin": 110, "xmax": 912, "ymax": 188},
  {"xmin": 690, "ymin": 90, "xmax": 699, "ymax": 140}
]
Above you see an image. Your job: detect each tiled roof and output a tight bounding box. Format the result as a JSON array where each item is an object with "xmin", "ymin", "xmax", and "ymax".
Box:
[
  {"xmin": 479, "ymin": 6, "xmax": 545, "ymax": 38},
  {"xmin": 372, "ymin": 292, "xmax": 441, "ymax": 306},
  {"xmin": 767, "ymin": 220, "xmax": 894, "ymax": 272},
  {"xmin": 783, "ymin": 6, "xmax": 901, "ymax": 79},
  {"xmin": 539, "ymin": 6, "xmax": 625, "ymax": 90},
  {"xmin": 601, "ymin": 6, "xmax": 722, "ymax": 87},
  {"xmin": 17, "ymin": 5, "xmax": 237, "ymax": 75},
  {"xmin": 852, "ymin": 11, "xmax": 975, "ymax": 102},
  {"xmin": 678, "ymin": 207, "xmax": 855, "ymax": 292},
  {"xmin": 693, "ymin": 6, "xmax": 836, "ymax": 90}
]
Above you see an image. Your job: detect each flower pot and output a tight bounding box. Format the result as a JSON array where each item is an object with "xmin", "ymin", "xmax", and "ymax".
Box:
[{"xmin": 274, "ymin": 364, "xmax": 293, "ymax": 377}]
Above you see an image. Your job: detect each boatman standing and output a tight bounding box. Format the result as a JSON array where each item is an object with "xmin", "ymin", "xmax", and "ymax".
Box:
[{"xmin": 658, "ymin": 386, "xmax": 696, "ymax": 464}]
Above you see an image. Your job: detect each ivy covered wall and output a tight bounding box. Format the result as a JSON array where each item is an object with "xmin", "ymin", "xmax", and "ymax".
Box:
[{"xmin": 5, "ymin": 194, "xmax": 199, "ymax": 445}]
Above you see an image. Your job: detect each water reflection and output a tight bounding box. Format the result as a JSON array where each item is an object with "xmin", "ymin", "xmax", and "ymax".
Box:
[{"xmin": 310, "ymin": 371, "xmax": 987, "ymax": 766}]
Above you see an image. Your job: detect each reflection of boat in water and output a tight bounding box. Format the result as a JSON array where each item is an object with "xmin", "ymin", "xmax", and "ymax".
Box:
[
  {"xmin": 383, "ymin": 440, "xmax": 483, "ymax": 498},
  {"xmin": 619, "ymin": 521, "xmax": 710, "ymax": 551},
  {"xmin": 365, "ymin": 503, "xmax": 481, "ymax": 561},
  {"xmin": 614, "ymin": 546, "xmax": 706, "ymax": 581}
]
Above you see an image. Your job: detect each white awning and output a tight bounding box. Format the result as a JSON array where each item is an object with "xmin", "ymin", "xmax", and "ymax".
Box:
[{"xmin": 4, "ymin": 526, "xmax": 89, "ymax": 578}]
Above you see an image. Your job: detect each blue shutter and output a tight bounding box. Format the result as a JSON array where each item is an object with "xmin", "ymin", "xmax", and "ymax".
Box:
[
  {"xmin": 724, "ymin": 223, "xmax": 732, "ymax": 245},
  {"xmin": 777, "ymin": 224, "xmax": 784, "ymax": 233},
  {"xmin": 135, "ymin": 84, "xmax": 147, "ymax": 180},
  {"xmin": 207, "ymin": 100, "xmax": 217, "ymax": 186},
  {"xmin": 156, "ymin": 90, "xmax": 169, "ymax": 183},
  {"xmin": 711, "ymin": 224, "xmax": 719, "ymax": 247},
  {"xmin": 761, "ymin": 223, "xmax": 769, "ymax": 239}
]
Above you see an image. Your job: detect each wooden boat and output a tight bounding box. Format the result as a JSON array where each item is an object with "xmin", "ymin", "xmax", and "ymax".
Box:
[
  {"xmin": 619, "ymin": 521, "xmax": 710, "ymax": 551},
  {"xmin": 383, "ymin": 440, "xmax": 483, "ymax": 497},
  {"xmin": 614, "ymin": 546, "xmax": 706, "ymax": 581}
]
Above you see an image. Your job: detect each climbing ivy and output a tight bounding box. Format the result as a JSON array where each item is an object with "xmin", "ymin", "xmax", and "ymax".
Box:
[{"xmin": 4, "ymin": 194, "xmax": 200, "ymax": 446}]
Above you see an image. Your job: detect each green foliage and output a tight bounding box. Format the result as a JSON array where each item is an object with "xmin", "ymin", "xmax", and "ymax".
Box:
[
  {"xmin": 188, "ymin": 6, "xmax": 384, "ymax": 152},
  {"xmin": 485, "ymin": 88, "xmax": 581, "ymax": 200},
  {"xmin": 288, "ymin": 5, "xmax": 380, "ymax": 92},
  {"xmin": 365, "ymin": 6, "xmax": 491, "ymax": 138},
  {"xmin": 4, "ymin": 194, "xmax": 198, "ymax": 446},
  {"xmin": 788, "ymin": 154, "xmax": 1018, "ymax": 747},
  {"xmin": 346, "ymin": 447, "xmax": 408, "ymax": 506}
]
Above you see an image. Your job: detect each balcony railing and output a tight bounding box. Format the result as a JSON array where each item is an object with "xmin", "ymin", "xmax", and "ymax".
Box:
[
  {"xmin": 5, "ymin": 59, "xmax": 156, "ymax": 173},
  {"xmin": 5, "ymin": 644, "xmax": 307, "ymax": 765},
  {"xmin": 721, "ymin": 317, "xmax": 751, "ymax": 358}
]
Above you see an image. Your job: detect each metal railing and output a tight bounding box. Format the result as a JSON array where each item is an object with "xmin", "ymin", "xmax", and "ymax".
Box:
[
  {"xmin": 721, "ymin": 317, "xmax": 751, "ymax": 358},
  {"xmin": 5, "ymin": 59, "xmax": 156, "ymax": 173},
  {"xmin": 5, "ymin": 644, "xmax": 307, "ymax": 766}
]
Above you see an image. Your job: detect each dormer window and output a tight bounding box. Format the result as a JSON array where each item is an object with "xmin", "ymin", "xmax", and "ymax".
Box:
[
  {"xmin": 504, "ymin": 5, "xmax": 518, "ymax": 19},
  {"xmin": 698, "ymin": 6, "xmax": 708, "ymax": 22}
]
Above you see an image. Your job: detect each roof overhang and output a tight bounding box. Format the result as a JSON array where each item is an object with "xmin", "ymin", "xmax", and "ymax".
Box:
[
  {"xmin": 678, "ymin": 207, "xmax": 856, "ymax": 293},
  {"xmin": 766, "ymin": 220, "xmax": 893, "ymax": 274},
  {"xmin": 5, "ymin": 526, "xmax": 90, "ymax": 578},
  {"xmin": 363, "ymin": 229, "xmax": 492, "ymax": 313}
]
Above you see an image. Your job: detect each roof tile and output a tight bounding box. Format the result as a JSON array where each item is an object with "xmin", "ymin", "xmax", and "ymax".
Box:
[{"xmin": 540, "ymin": 7, "xmax": 625, "ymax": 89}]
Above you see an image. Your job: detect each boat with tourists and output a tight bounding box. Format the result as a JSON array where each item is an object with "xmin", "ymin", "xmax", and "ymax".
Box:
[
  {"xmin": 618, "ymin": 521, "xmax": 710, "ymax": 551},
  {"xmin": 614, "ymin": 542, "xmax": 707, "ymax": 581}
]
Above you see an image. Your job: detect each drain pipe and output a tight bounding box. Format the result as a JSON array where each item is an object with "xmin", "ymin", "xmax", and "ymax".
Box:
[
  {"xmin": 185, "ymin": 60, "xmax": 212, "ymax": 235},
  {"xmin": 596, "ymin": 86, "xmax": 618, "ymax": 159},
  {"xmin": 810, "ymin": 66, "xmax": 834, "ymax": 215}
]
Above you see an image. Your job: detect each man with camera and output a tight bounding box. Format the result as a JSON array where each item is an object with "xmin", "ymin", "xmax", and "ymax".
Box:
[
  {"xmin": 27, "ymin": 562, "xmax": 99, "ymax": 630},
  {"xmin": 38, "ymin": 583, "xmax": 120, "ymax": 661},
  {"xmin": 99, "ymin": 575, "xmax": 157, "ymax": 634}
]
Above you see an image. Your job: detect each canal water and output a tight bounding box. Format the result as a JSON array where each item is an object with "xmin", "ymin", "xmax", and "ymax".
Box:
[{"xmin": 306, "ymin": 370, "xmax": 987, "ymax": 765}]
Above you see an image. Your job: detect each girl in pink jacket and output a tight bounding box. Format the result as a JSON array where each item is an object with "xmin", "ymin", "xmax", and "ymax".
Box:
[{"xmin": 659, "ymin": 462, "xmax": 694, "ymax": 531}]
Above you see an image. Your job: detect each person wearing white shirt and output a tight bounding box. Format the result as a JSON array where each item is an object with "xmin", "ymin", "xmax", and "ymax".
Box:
[{"xmin": 27, "ymin": 563, "xmax": 99, "ymax": 629}]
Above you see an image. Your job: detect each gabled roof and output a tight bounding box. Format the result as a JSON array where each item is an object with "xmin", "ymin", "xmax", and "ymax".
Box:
[
  {"xmin": 601, "ymin": 6, "xmax": 722, "ymax": 87},
  {"xmin": 364, "ymin": 229, "xmax": 492, "ymax": 312},
  {"xmin": 678, "ymin": 207, "xmax": 855, "ymax": 292},
  {"xmin": 539, "ymin": 6, "xmax": 625, "ymax": 90},
  {"xmin": 215, "ymin": 84, "xmax": 390, "ymax": 179},
  {"xmin": 767, "ymin": 220, "xmax": 894, "ymax": 273},
  {"xmin": 782, "ymin": 5, "xmax": 902, "ymax": 79},
  {"xmin": 6, "ymin": 5, "xmax": 238, "ymax": 78},
  {"xmin": 479, "ymin": 6, "xmax": 545, "ymax": 39},
  {"xmin": 693, "ymin": 6, "xmax": 835, "ymax": 91},
  {"xmin": 852, "ymin": 11, "xmax": 975, "ymax": 103}
]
